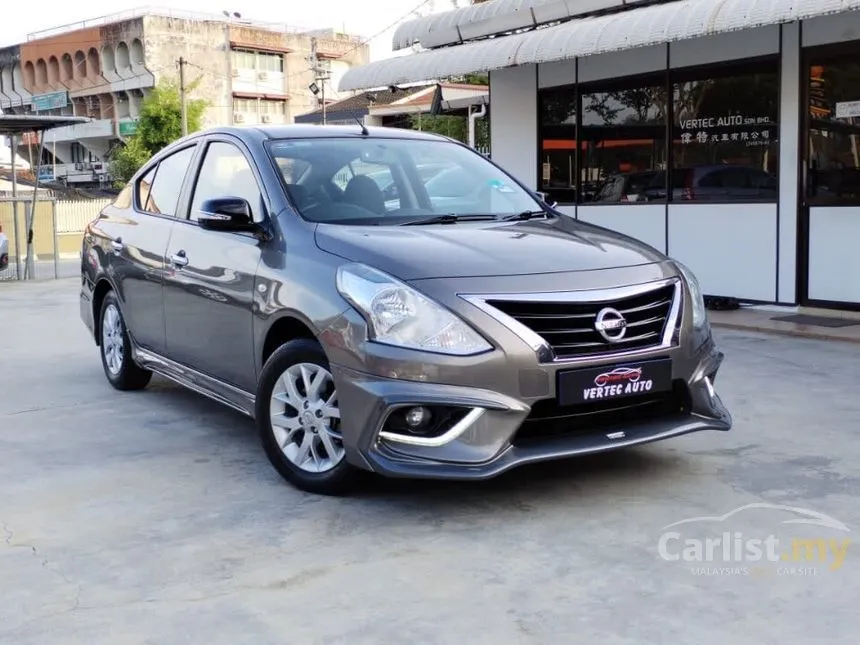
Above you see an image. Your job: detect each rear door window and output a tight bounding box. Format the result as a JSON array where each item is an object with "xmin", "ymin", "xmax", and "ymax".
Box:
[{"xmin": 137, "ymin": 146, "xmax": 197, "ymax": 216}]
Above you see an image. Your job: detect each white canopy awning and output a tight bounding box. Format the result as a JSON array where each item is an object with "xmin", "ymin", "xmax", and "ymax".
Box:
[
  {"xmin": 339, "ymin": 0, "xmax": 860, "ymax": 91},
  {"xmin": 391, "ymin": 0, "xmax": 654, "ymax": 51}
]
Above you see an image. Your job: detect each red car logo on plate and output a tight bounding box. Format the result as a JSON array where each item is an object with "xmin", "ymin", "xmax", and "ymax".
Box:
[{"xmin": 594, "ymin": 367, "xmax": 642, "ymax": 387}]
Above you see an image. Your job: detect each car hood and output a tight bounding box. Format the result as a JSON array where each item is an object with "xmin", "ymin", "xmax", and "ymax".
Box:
[{"xmin": 314, "ymin": 216, "xmax": 665, "ymax": 280}]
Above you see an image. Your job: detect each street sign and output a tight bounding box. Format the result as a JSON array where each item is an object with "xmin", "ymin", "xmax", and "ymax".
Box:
[
  {"xmin": 119, "ymin": 120, "xmax": 138, "ymax": 136},
  {"xmin": 31, "ymin": 91, "xmax": 68, "ymax": 112}
]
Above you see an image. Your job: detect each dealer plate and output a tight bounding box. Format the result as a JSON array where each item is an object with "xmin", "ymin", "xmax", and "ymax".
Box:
[{"xmin": 557, "ymin": 358, "xmax": 673, "ymax": 407}]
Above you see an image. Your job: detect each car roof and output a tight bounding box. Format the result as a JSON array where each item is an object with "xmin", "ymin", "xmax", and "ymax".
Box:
[{"xmin": 177, "ymin": 124, "xmax": 451, "ymax": 147}]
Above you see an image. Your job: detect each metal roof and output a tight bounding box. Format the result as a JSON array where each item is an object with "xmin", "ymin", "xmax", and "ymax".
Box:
[
  {"xmin": 0, "ymin": 115, "xmax": 91, "ymax": 135},
  {"xmin": 391, "ymin": 0, "xmax": 658, "ymax": 51},
  {"xmin": 340, "ymin": 34, "xmax": 531, "ymax": 91},
  {"xmin": 340, "ymin": 0, "xmax": 860, "ymax": 91}
]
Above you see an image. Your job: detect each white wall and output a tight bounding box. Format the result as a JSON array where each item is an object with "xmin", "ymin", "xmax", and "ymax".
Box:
[
  {"xmin": 807, "ymin": 208, "xmax": 860, "ymax": 303},
  {"xmin": 803, "ymin": 10, "xmax": 860, "ymax": 47},
  {"xmin": 579, "ymin": 45, "xmax": 665, "ymax": 82},
  {"xmin": 669, "ymin": 26, "xmax": 780, "ymax": 68},
  {"xmin": 668, "ymin": 204, "xmax": 777, "ymax": 302},
  {"xmin": 538, "ymin": 60, "xmax": 575, "ymax": 89},
  {"xmin": 778, "ymin": 22, "xmax": 801, "ymax": 304},
  {"xmin": 489, "ymin": 66, "xmax": 537, "ymax": 189},
  {"xmin": 578, "ymin": 205, "xmax": 666, "ymax": 254}
]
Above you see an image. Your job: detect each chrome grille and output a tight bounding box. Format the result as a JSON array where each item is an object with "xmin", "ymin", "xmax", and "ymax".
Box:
[{"xmin": 484, "ymin": 281, "xmax": 678, "ymax": 360}]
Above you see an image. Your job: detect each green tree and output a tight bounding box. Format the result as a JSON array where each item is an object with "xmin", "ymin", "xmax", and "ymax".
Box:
[
  {"xmin": 408, "ymin": 113, "xmax": 489, "ymax": 149},
  {"xmin": 110, "ymin": 80, "xmax": 207, "ymax": 186},
  {"xmin": 108, "ymin": 135, "xmax": 151, "ymax": 186}
]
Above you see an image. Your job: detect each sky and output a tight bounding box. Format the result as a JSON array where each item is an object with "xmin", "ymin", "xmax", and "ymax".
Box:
[{"xmin": 1, "ymin": 0, "xmax": 453, "ymax": 61}]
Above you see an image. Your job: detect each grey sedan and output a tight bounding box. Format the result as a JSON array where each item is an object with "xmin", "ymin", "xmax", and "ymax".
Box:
[{"xmin": 79, "ymin": 125, "xmax": 731, "ymax": 495}]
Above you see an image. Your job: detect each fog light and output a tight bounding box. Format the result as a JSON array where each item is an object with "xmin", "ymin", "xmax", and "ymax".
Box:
[
  {"xmin": 405, "ymin": 406, "xmax": 431, "ymax": 429},
  {"xmin": 380, "ymin": 405, "xmax": 473, "ymax": 442}
]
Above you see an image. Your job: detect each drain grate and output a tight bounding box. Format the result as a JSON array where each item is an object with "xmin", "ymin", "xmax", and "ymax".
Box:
[{"xmin": 771, "ymin": 314, "xmax": 860, "ymax": 328}]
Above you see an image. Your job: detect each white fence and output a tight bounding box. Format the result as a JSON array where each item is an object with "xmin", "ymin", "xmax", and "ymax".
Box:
[
  {"xmin": 56, "ymin": 199, "xmax": 110, "ymax": 233},
  {"xmin": 0, "ymin": 197, "xmax": 111, "ymax": 281}
]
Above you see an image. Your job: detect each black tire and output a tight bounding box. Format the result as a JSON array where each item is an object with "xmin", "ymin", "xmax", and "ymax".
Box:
[
  {"xmin": 256, "ymin": 338, "xmax": 362, "ymax": 496},
  {"xmin": 98, "ymin": 290, "xmax": 152, "ymax": 391}
]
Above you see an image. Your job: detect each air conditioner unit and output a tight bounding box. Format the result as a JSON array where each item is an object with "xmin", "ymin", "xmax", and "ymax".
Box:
[
  {"xmin": 258, "ymin": 71, "xmax": 268, "ymax": 81},
  {"xmin": 233, "ymin": 113, "xmax": 245, "ymax": 123},
  {"xmin": 261, "ymin": 114, "xmax": 272, "ymax": 123}
]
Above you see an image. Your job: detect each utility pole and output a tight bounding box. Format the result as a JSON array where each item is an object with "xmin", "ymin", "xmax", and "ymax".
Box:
[
  {"xmin": 308, "ymin": 38, "xmax": 330, "ymax": 125},
  {"xmin": 178, "ymin": 56, "xmax": 188, "ymax": 136}
]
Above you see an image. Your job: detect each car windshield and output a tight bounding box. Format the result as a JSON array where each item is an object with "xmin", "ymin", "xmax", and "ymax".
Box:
[{"xmin": 266, "ymin": 137, "xmax": 543, "ymax": 225}]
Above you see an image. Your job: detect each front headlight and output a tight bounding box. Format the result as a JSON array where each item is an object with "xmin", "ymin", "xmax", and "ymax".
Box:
[
  {"xmin": 336, "ymin": 263, "xmax": 492, "ymax": 356},
  {"xmin": 674, "ymin": 261, "xmax": 708, "ymax": 329}
]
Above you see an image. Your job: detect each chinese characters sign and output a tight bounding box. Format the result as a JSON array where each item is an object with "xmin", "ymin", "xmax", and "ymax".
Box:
[{"xmin": 678, "ymin": 115, "xmax": 774, "ymax": 148}]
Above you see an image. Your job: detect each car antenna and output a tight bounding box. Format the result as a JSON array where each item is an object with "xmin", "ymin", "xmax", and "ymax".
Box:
[
  {"xmin": 346, "ymin": 109, "xmax": 369, "ymax": 135},
  {"xmin": 354, "ymin": 115, "xmax": 369, "ymax": 136}
]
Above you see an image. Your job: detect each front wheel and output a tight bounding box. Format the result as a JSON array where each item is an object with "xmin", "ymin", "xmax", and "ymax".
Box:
[
  {"xmin": 99, "ymin": 291, "xmax": 152, "ymax": 391},
  {"xmin": 256, "ymin": 338, "xmax": 362, "ymax": 496}
]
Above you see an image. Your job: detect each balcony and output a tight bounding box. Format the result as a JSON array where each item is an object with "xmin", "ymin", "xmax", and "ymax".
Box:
[{"xmin": 42, "ymin": 119, "xmax": 114, "ymax": 143}]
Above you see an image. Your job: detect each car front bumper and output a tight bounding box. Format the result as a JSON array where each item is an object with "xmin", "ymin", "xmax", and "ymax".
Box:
[{"xmin": 330, "ymin": 341, "xmax": 731, "ymax": 480}]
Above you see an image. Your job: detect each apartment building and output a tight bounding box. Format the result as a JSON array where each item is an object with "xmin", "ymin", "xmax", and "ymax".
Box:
[{"xmin": 0, "ymin": 8, "xmax": 369, "ymax": 186}]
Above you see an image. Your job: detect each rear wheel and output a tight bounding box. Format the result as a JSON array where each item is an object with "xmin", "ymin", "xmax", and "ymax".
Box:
[
  {"xmin": 99, "ymin": 291, "xmax": 152, "ymax": 391},
  {"xmin": 256, "ymin": 338, "xmax": 361, "ymax": 495}
]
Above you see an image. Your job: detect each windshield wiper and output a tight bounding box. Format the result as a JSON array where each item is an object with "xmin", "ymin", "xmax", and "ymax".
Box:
[
  {"xmin": 499, "ymin": 210, "xmax": 548, "ymax": 221},
  {"xmin": 400, "ymin": 214, "xmax": 496, "ymax": 226}
]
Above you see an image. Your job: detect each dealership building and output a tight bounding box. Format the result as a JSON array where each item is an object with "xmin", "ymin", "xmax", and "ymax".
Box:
[{"xmin": 339, "ymin": 0, "xmax": 860, "ymax": 311}]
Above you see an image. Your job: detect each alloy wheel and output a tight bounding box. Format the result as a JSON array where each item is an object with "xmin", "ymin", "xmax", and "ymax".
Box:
[
  {"xmin": 269, "ymin": 362, "xmax": 344, "ymax": 473},
  {"xmin": 102, "ymin": 303, "xmax": 125, "ymax": 375}
]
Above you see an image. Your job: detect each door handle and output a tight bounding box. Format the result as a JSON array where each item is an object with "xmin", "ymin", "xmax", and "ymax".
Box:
[
  {"xmin": 171, "ymin": 251, "xmax": 189, "ymax": 268},
  {"xmin": 111, "ymin": 238, "xmax": 123, "ymax": 253}
]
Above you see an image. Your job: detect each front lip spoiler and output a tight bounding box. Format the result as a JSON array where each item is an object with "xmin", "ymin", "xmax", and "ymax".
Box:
[{"xmin": 366, "ymin": 410, "xmax": 732, "ymax": 481}]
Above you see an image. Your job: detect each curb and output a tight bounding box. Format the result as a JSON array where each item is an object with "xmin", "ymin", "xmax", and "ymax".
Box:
[{"xmin": 711, "ymin": 320, "xmax": 860, "ymax": 345}]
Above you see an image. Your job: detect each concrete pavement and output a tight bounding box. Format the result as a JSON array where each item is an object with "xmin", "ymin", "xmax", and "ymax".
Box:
[
  {"xmin": 1, "ymin": 278, "xmax": 859, "ymax": 644},
  {"xmin": 709, "ymin": 305, "xmax": 860, "ymax": 345}
]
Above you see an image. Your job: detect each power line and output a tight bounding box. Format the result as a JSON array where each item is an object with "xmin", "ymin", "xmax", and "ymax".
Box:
[{"xmin": 332, "ymin": 0, "xmax": 435, "ymax": 60}]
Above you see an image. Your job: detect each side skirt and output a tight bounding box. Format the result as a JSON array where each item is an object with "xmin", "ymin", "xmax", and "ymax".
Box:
[{"xmin": 133, "ymin": 346, "xmax": 257, "ymax": 418}]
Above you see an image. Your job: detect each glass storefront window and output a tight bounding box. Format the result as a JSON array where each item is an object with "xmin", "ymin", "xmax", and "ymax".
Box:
[
  {"xmin": 580, "ymin": 76, "xmax": 667, "ymax": 204},
  {"xmin": 669, "ymin": 61, "xmax": 779, "ymax": 202},
  {"xmin": 535, "ymin": 59, "xmax": 782, "ymax": 205},
  {"xmin": 806, "ymin": 50, "xmax": 860, "ymax": 204},
  {"xmin": 539, "ymin": 87, "xmax": 577, "ymax": 204}
]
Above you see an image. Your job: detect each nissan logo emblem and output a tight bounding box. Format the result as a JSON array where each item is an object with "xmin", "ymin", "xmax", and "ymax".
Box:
[{"xmin": 594, "ymin": 307, "xmax": 628, "ymax": 342}]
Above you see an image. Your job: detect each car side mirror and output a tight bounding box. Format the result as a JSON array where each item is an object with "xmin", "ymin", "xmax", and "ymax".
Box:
[
  {"xmin": 198, "ymin": 197, "xmax": 257, "ymax": 233},
  {"xmin": 535, "ymin": 191, "xmax": 558, "ymax": 209}
]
